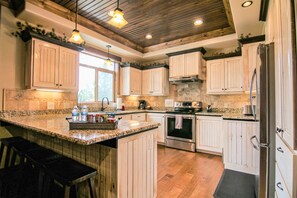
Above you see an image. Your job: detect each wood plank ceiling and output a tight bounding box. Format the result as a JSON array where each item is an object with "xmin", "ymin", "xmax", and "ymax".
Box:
[{"xmin": 51, "ymin": 0, "xmax": 235, "ymax": 49}]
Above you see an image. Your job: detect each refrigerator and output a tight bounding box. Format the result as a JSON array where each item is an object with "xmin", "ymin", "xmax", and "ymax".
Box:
[{"xmin": 250, "ymin": 43, "xmax": 276, "ymax": 198}]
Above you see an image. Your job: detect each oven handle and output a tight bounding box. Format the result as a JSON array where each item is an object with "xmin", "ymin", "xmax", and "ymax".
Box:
[{"xmin": 165, "ymin": 115, "xmax": 195, "ymax": 119}]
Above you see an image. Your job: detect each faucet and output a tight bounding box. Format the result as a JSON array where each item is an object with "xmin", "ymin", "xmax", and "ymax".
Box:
[{"xmin": 101, "ymin": 97, "xmax": 110, "ymax": 111}]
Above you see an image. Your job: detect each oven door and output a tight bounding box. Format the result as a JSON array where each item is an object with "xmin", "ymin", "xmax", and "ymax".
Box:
[{"xmin": 165, "ymin": 114, "xmax": 195, "ymax": 142}]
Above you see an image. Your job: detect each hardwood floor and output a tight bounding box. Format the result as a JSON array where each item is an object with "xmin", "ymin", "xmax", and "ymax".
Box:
[{"xmin": 157, "ymin": 145, "xmax": 224, "ymax": 198}]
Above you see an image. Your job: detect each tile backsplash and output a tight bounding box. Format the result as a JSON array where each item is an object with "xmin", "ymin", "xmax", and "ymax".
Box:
[{"xmin": 3, "ymin": 89, "xmax": 77, "ymax": 111}]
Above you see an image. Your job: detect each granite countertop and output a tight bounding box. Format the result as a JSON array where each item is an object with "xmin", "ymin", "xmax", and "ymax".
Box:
[
  {"xmin": 0, "ymin": 114, "xmax": 160, "ymax": 145},
  {"xmin": 196, "ymin": 111, "xmax": 258, "ymax": 121},
  {"xmin": 89, "ymin": 109, "xmax": 167, "ymax": 115}
]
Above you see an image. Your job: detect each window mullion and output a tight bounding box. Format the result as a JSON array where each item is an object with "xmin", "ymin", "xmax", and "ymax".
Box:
[{"xmin": 95, "ymin": 68, "xmax": 99, "ymax": 102}]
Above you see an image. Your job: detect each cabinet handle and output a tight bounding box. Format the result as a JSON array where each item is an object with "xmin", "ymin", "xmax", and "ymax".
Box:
[
  {"xmin": 276, "ymin": 182, "xmax": 284, "ymax": 191},
  {"xmin": 277, "ymin": 147, "xmax": 284, "ymax": 153},
  {"xmin": 59, "ymin": 84, "xmax": 62, "ymax": 86},
  {"xmin": 56, "ymin": 84, "xmax": 59, "ymax": 86}
]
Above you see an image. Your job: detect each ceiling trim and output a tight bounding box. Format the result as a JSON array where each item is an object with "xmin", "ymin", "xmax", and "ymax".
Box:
[
  {"xmin": 143, "ymin": 27, "xmax": 235, "ymax": 53},
  {"xmin": 25, "ymin": 0, "xmax": 144, "ymax": 53},
  {"xmin": 223, "ymin": 0, "xmax": 235, "ymax": 31}
]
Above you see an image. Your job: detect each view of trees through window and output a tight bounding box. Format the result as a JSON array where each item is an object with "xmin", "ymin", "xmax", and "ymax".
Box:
[{"xmin": 78, "ymin": 53, "xmax": 115, "ymax": 103}]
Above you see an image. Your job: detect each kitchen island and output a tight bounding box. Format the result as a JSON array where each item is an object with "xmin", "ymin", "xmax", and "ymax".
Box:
[{"xmin": 0, "ymin": 114, "xmax": 159, "ymax": 198}]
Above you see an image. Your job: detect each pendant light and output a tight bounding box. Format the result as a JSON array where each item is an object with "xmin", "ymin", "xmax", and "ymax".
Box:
[
  {"xmin": 108, "ymin": 0, "xmax": 128, "ymax": 29},
  {"xmin": 69, "ymin": 0, "xmax": 84, "ymax": 44},
  {"xmin": 104, "ymin": 45, "xmax": 113, "ymax": 67}
]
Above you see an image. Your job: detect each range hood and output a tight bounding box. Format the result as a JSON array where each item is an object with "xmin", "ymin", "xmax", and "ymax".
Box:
[{"xmin": 169, "ymin": 75, "xmax": 203, "ymax": 84}]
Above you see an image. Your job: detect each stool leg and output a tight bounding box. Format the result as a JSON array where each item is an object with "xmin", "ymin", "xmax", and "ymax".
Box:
[
  {"xmin": 4, "ymin": 146, "xmax": 11, "ymax": 168},
  {"xmin": 64, "ymin": 186, "xmax": 71, "ymax": 198},
  {"xmin": 0, "ymin": 144, "xmax": 4, "ymax": 166},
  {"xmin": 38, "ymin": 170, "xmax": 45, "ymax": 198},
  {"xmin": 88, "ymin": 178, "xmax": 97, "ymax": 198}
]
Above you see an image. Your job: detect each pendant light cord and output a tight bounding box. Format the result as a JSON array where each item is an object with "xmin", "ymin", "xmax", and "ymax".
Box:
[
  {"xmin": 117, "ymin": 0, "xmax": 119, "ymax": 9},
  {"xmin": 75, "ymin": 0, "xmax": 78, "ymax": 30}
]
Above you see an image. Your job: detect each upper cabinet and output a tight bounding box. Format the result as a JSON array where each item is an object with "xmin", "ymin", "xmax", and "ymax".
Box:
[
  {"xmin": 167, "ymin": 48, "xmax": 205, "ymax": 78},
  {"xmin": 120, "ymin": 67, "xmax": 142, "ymax": 96},
  {"xmin": 25, "ymin": 38, "xmax": 79, "ymax": 90},
  {"xmin": 207, "ymin": 57, "xmax": 243, "ymax": 94},
  {"xmin": 142, "ymin": 68, "xmax": 169, "ymax": 96}
]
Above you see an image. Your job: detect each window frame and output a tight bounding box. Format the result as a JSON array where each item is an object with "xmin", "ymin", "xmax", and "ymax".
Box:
[{"xmin": 78, "ymin": 53, "xmax": 116, "ymax": 103}]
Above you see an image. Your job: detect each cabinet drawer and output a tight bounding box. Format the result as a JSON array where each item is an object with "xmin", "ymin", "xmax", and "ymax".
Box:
[
  {"xmin": 115, "ymin": 114, "xmax": 132, "ymax": 121},
  {"xmin": 275, "ymin": 163, "xmax": 291, "ymax": 198},
  {"xmin": 131, "ymin": 113, "xmax": 146, "ymax": 122},
  {"xmin": 275, "ymin": 134, "xmax": 293, "ymax": 196}
]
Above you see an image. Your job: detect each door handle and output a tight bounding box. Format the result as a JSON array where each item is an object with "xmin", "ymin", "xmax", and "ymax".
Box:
[
  {"xmin": 276, "ymin": 182, "xmax": 284, "ymax": 191},
  {"xmin": 250, "ymin": 135, "xmax": 260, "ymax": 150},
  {"xmin": 277, "ymin": 147, "xmax": 284, "ymax": 153},
  {"xmin": 250, "ymin": 68, "xmax": 257, "ymax": 120}
]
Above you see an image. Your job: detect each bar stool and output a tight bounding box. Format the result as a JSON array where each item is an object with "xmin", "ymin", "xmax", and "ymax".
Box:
[
  {"xmin": 0, "ymin": 137, "xmax": 28, "ymax": 168},
  {"xmin": 43, "ymin": 157, "xmax": 97, "ymax": 198}
]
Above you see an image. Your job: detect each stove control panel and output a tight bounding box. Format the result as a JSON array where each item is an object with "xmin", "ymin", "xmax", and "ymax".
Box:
[{"xmin": 174, "ymin": 101, "xmax": 202, "ymax": 108}]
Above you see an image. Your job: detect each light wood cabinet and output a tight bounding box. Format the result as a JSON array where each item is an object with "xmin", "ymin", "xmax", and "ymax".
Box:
[
  {"xmin": 223, "ymin": 120, "xmax": 259, "ymax": 174},
  {"xmin": 196, "ymin": 116, "xmax": 223, "ymax": 154},
  {"xmin": 115, "ymin": 114, "xmax": 132, "ymax": 121},
  {"xmin": 207, "ymin": 57, "xmax": 243, "ymax": 94},
  {"xmin": 142, "ymin": 68, "xmax": 169, "ymax": 96},
  {"xmin": 120, "ymin": 67, "xmax": 142, "ymax": 96},
  {"xmin": 25, "ymin": 38, "xmax": 79, "ymax": 90},
  {"xmin": 147, "ymin": 113, "xmax": 165, "ymax": 144},
  {"xmin": 169, "ymin": 52, "xmax": 203, "ymax": 78},
  {"xmin": 117, "ymin": 129, "xmax": 157, "ymax": 198}
]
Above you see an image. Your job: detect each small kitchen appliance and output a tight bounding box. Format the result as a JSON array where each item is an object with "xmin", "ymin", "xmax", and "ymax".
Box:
[
  {"xmin": 165, "ymin": 101, "xmax": 202, "ymax": 152},
  {"xmin": 138, "ymin": 100, "xmax": 146, "ymax": 110}
]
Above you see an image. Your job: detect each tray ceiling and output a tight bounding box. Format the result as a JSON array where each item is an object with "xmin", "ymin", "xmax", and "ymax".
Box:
[{"xmin": 51, "ymin": 0, "xmax": 235, "ymax": 48}]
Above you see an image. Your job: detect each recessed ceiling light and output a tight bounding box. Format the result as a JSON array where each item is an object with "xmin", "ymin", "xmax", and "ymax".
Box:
[
  {"xmin": 241, "ymin": 1, "xmax": 253, "ymax": 8},
  {"xmin": 194, "ymin": 19, "xmax": 203, "ymax": 26},
  {"xmin": 108, "ymin": 10, "xmax": 114, "ymax": 17},
  {"xmin": 145, "ymin": 34, "xmax": 152, "ymax": 39}
]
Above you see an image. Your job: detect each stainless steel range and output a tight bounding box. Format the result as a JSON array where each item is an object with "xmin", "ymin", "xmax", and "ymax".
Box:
[{"xmin": 165, "ymin": 101, "xmax": 202, "ymax": 152}]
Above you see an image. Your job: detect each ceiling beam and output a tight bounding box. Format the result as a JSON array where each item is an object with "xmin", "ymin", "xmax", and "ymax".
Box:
[
  {"xmin": 143, "ymin": 27, "xmax": 235, "ymax": 53},
  {"xmin": 25, "ymin": 0, "xmax": 144, "ymax": 53}
]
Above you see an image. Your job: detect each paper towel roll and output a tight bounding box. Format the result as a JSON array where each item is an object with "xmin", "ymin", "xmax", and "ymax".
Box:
[{"xmin": 116, "ymin": 98, "xmax": 122, "ymax": 109}]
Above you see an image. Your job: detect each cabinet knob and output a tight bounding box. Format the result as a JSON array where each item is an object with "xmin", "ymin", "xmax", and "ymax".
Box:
[
  {"xmin": 59, "ymin": 84, "xmax": 62, "ymax": 86},
  {"xmin": 222, "ymin": 88, "xmax": 224, "ymax": 90},
  {"xmin": 56, "ymin": 84, "xmax": 59, "ymax": 86}
]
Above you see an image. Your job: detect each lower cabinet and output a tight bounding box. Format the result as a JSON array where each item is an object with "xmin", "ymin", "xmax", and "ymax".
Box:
[
  {"xmin": 196, "ymin": 116, "xmax": 223, "ymax": 154},
  {"xmin": 131, "ymin": 113, "xmax": 146, "ymax": 122},
  {"xmin": 223, "ymin": 120, "xmax": 259, "ymax": 174},
  {"xmin": 117, "ymin": 129, "xmax": 157, "ymax": 198},
  {"xmin": 147, "ymin": 113, "xmax": 165, "ymax": 144},
  {"xmin": 115, "ymin": 114, "xmax": 132, "ymax": 120}
]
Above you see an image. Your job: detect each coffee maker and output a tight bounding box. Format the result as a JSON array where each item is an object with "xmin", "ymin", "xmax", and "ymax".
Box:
[{"xmin": 138, "ymin": 100, "xmax": 146, "ymax": 110}]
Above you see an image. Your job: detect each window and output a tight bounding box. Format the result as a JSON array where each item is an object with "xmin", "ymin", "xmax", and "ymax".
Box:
[{"xmin": 78, "ymin": 53, "xmax": 116, "ymax": 103}]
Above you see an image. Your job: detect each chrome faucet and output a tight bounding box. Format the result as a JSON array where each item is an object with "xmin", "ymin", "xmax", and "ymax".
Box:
[{"xmin": 101, "ymin": 97, "xmax": 110, "ymax": 111}]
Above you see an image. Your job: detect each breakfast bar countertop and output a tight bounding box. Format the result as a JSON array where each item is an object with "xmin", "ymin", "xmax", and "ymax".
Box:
[{"xmin": 0, "ymin": 114, "xmax": 160, "ymax": 145}]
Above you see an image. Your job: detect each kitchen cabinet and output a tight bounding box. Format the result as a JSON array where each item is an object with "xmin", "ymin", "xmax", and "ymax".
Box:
[
  {"xmin": 273, "ymin": 0, "xmax": 295, "ymax": 149},
  {"xmin": 142, "ymin": 68, "xmax": 169, "ymax": 96},
  {"xmin": 275, "ymin": 134, "xmax": 297, "ymax": 198},
  {"xmin": 115, "ymin": 114, "xmax": 132, "ymax": 121},
  {"xmin": 196, "ymin": 116, "xmax": 223, "ymax": 154},
  {"xmin": 242, "ymin": 42, "xmax": 263, "ymax": 92},
  {"xmin": 207, "ymin": 57, "xmax": 243, "ymax": 94},
  {"xmin": 147, "ymin": 113, "xmax": 165, "ymax": 144},
  {"xmin": 169, "ymin": 52, "xmax": 203, "ymax": 78},
  {"xmin": 120, "ymin": 67, "xmax": 142, "ymax": 96},
  {"xmin": 117, "ymin": 129, "xmax": 157, "ymax": 198},
  {"xmin": 131, "ymin": 113, "xmax": 146, "ymax": 122},
  {"xmin": 223, "ymin": 120, "xmax": 259, "ymax": 174},
  {"xmin": 25, "ymin": 38, "xmax": 79, "ymax": 90}
]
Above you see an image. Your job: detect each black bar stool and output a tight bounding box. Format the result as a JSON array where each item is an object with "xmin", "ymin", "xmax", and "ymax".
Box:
[{"xmin": 43, "ymin": 157, "xmax": 97, "ymax": 198}]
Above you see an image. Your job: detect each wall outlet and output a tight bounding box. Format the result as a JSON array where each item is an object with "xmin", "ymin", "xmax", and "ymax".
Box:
[{"xmin": 47, "ymin": 102, "xmax": 55, "ymax": 110}]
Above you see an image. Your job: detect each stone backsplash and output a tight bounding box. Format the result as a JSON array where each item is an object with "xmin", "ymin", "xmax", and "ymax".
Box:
[{"xmin": 3, "ymin": 89, "xmax": 77, "ymax": 111}]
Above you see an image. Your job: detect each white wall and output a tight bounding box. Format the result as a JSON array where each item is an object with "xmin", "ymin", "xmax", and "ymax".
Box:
[{"xmin": 0, "ymin": 6, "xmax": 25, "ymax": 110}]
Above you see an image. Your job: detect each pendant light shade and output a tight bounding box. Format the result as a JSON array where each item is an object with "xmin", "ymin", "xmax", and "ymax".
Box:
[
  {"xmin": 104, "ymin": 45, "xmax": 113, "ymax": 67},
  {"xmin": 69, "ymin": 0, "xmax": 84, "ymax": 44},
  {"xmin": 108, "ymin": 0, "xmax": 128, "ymax": 29}
]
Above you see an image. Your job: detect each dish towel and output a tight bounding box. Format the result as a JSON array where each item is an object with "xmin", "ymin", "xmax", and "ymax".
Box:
[{"xmin": 175, "ymin": 115, "xmax": 183, "ymax": 129}]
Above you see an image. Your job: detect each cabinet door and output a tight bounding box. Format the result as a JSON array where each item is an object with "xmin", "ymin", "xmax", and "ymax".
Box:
[
  {"xmin": 223, "ymin": 121, "xmax": 259, "ymax": 174},
  {"xmin": 115, "ymin": 114, "xmax": 132, "ymax": 121},
  {"xmin": 117, "ymin": 129, "xmax": 157, "ymax": 198},
  {"xmin": 147, "ymin": 113, "xmax": 165, "ymax": 143},
  {"xmin": 207, "ymin": 59, "xmax": 225, "ymax": 93},
  {"xmin": 151, "ymin": 68, "xmax": 163, "ymax": 95},
  {"xmin": 142, "ymin": 70, "xmax": 152, "ymax": 95},
  {"xmin": 130, "ymin": 68, "xmax": 142, "ymax": 95},
  {"xmin": 169, "ymin": 55, "xmax": 184, "ymax": 77},
  {"xmin": 58, "ymin": 47, "xmax": 79, "ymax": 90},
  {"xmin": 32, "ymin": 39, "xmax": 59, "ymax": 88},
  {"xmin": 120, "ymin": 67, "xmax": 130, "ymax": 96},
  {"xmin": 184, "ymin": 52, "xmax": 200, "ymax": 76},
  {"xmin": 224, "ymin": 57, "xmax": 244, "ymax": 92},
  {"xmin": 196, "ymin": 116, "xmax": 222, "ymax": 154},
  {"xmin": 279, "ymin": 0, "xmax": 294, "ymax": 149}
]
